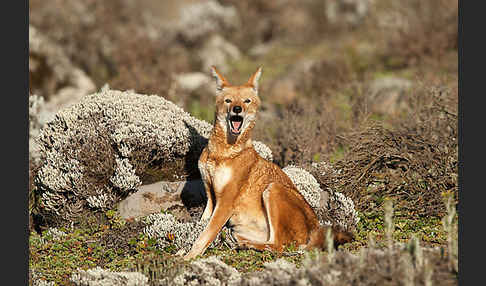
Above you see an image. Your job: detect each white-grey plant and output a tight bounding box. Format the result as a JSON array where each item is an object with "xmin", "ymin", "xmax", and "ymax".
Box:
[
  {"xmin": 283, "ymin": 165, "xmax": 359, "ymax": 232},
  {"xmin": 244, "ymin": 258, "xmax": 303, "ymax": 286},
  {"xmin": 70, "ymin": 267, "xmax": 149, "ymax": 286},
  {"xmin": 40, "ymin": 190, "xmax": 66, "ymax": 216},
  {"xmin": 86, "ymin": 193, "xmax": 114, "ymax": 210},
  {"xmin": 282, "ymin": 165, "xmax": 321, "ymax": 210},
  {"xmin": 166, "ymin": 256, "xmax": 242, "ymax": 286},
  {"xmin": 409, "ymin": 234, "xmax": 423, "ymax": 268},
  {"xmin": 325, "ymin": 227, "xmax": 335, "ymax": 264},
  {"xmin": 399, "ymin": 252, "xmax": 415, "ymax": 286},
  {"xmin": 423, "ymin": 257, "xmax": 434, "ymax": 286},
  {"xmin": 143, "ymin": 213, "xmax": 225, "ymax": 253},
  {"xmin": 44, "ymin": 227, "xmax": 67, "ymax": 241},
  {"xmin": 110, "ymin": 158, "xmax": 142, "ymax": 191},
  {"xmin": 252, "ymin": 140, "xmax": 273, "ymax": 162},
  {"xmin": 328, "ymin": 191, "xmax": 361, "ymax": 231},
  {"xmin": 32, "ymin": 279, "xmax": 55, "ymax": 286},
  {"xmin": 31, "ymin": 270, "xmax": 56, "ymax": 286},
  {"xmin": 384, "ymin": 199, "xmax": 394, "ymax": 249},
  {"xmin": 442, "ymin": 192, "xmax": 458, "ymax": 273}
]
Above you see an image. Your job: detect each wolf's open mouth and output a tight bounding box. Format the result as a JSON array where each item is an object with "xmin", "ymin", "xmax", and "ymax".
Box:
[{"xmin": 229, "ymin": 115, "xmax": 244, "ymax": 135}]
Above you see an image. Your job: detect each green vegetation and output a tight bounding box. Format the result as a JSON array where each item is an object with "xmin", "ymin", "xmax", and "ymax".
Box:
[{"xmin": 30, "ymin": 196, "xmax": 457, "ymax": 285}]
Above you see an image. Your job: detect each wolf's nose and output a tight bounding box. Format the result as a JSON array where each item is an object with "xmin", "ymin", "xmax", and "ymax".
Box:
[{"xmin": 233, "ymin": 106, "xmax": 242, "ymax": 114}]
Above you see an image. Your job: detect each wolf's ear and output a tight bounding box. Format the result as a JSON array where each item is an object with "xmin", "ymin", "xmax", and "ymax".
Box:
[
  {"xmin": 247, "ymin": 66, "xmax": 263, "ymax": 92},
  {"xmin": 211, "ymin": 66, "xmax": 230, "ymax": 93}
]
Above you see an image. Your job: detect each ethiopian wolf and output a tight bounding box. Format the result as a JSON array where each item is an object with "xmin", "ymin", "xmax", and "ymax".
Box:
[{"xmin": 184, "ymin": 66, "xmax": 353, "ymax": 260}]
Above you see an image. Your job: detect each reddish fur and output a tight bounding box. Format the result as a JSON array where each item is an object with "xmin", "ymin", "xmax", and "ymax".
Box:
[{"xmin": 183, "ymin": 67, "xmax": 353, "ymax": 260}]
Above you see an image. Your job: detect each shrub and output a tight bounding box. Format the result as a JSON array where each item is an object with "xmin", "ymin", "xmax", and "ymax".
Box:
[{"xmin": 324, "ymin": 82, "xmax": 458, "ymax": 216}]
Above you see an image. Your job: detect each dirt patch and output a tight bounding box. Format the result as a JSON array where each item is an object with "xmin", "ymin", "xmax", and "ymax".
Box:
[{"xmin": 98, "ymin": 220, "xmax": 148, "ymax": 256}]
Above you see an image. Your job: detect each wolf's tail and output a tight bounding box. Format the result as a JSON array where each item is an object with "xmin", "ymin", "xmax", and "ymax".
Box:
[{"xmin": 306, "ymin": 225, "xmax": 354, "ymax": 250}]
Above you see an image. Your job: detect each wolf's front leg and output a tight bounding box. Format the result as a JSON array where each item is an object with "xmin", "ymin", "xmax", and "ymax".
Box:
[
  {"xmin": 184, "ymin": 204, "xmax": 233, "ymax": 260},
  {"xmin": 200, "ymin": 181, "xmax": 214, "ymax": 222}
]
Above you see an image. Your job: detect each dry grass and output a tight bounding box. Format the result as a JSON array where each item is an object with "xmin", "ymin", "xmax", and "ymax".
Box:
[
  {"xmin": 254, "ymin": 97, "xmax": 342, "ymax": 167},
  {"xmin": 323, "ymin": 82, "xmax": 458, "ymax": 217}
]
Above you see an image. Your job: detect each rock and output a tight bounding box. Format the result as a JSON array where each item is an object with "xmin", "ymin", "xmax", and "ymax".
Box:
[
  {"xmin": 173, "ymin": 72, "xmax": 212, "ymax": 93},
  {"xmin": 29, "ymin": 25, "xmax": 96, "ymax": 112},
  {"xmin": 29, "ymin": 95, "xmax": 54, "ymax": 163},
  {"xmin": 325, "ymin": 0, "xmax": 373, "ymax": 27},
  {"xmin": 368, "ymin": 76, "xmax": 412, "ymax": 115},
  {"xmin": 268, "ymin": 60, "xmax": 316, "ymax": 104},
  {"xmin": 248, "ymin": 42, "xmax": 275, "ymax": 58},
  {"xmin": 117, "ymin": 180, "xmax": 206, "ymax": 220},
  {"xmin": 197, "ymin": 34, "xmax": 242, "ymax": 73},
  {"xmin": 33, "ymin": 88, "xmax": 272, "ymax": 223},
  {"xmin": 173, "ymin": 0, "xmax": 240, "ymax": 45}
]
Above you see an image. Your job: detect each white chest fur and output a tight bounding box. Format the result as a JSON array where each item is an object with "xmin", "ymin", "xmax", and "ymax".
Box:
[
  {"xmin": 200, "ymin": 159, "xmax": 232, "ymax": 193},
  {"xmin": 213, "ymin": 165, "xmax": 232, "ymax": 192}
]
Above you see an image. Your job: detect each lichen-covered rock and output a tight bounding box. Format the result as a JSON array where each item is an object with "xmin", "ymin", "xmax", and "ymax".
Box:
[
  {"xmin": 34, "ymin": 87, "xmax": 272, "ymax": 223},
  {"xmin": 70, "ymin": 267, "xmax": 149, "ymax": 286}
]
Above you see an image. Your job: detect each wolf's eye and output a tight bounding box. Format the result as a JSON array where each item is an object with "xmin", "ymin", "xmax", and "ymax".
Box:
[
  {"xmin": 244, "ymin": 99, "xmax": 251, "ymax": 103},
  {"xmin": 225, "ymin": 99, "xmax": 232, "ymax": 103}
]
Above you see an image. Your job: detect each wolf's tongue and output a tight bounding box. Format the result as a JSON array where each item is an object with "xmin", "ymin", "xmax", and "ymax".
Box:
[{"xmin": 232, "ymin": 121, "xmax": 241, "ymax": 130}]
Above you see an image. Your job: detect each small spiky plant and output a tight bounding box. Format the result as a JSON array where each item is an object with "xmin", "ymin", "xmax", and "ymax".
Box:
[
  {"xmin": 384, "ymin": 198, "xmax": 394, "ymax": 250},
  {"xmin": 441, "ymin": 191, "xmax": 458, "ymax": 273},
  {"xmin": 326, "ymin": 227, "xmax": 335, "ymax": 264}
]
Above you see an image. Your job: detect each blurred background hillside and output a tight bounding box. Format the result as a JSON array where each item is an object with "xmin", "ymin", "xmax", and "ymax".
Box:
[{"xmin": 29, "ymin": 0, "xmax": 458, "ymax": 216}]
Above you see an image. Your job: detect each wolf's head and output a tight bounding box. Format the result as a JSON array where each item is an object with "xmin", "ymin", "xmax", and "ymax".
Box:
[{"xmin": 211, "ymin": 66, "xmax": 262, "ymax": 142}]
